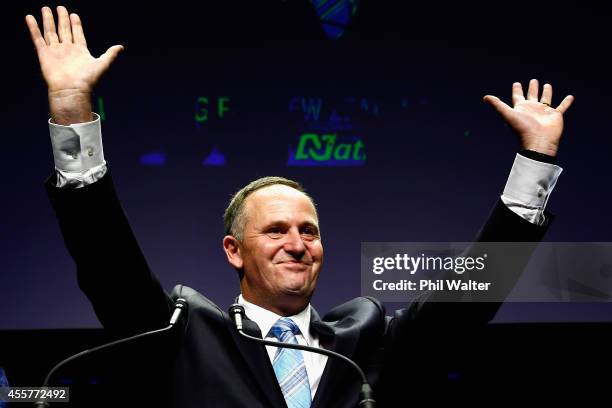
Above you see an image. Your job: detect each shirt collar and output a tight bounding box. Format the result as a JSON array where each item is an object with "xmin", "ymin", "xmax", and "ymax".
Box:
[{"xmin": 237, "ymin": 294, "xmax": 312, "ymax": 344}]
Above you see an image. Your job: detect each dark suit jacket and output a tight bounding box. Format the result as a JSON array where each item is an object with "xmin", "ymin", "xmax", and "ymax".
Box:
[{"xmin": 46, "ymin": 169, "xmax": 551, "ymax": 407}]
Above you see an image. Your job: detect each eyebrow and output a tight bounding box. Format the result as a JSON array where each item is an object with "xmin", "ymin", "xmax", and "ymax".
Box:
[{"xmin": 263, "ymin": 220, "xmax": 319, "ymax": 232}]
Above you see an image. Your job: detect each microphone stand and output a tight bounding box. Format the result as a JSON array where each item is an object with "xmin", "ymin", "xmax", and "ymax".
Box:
[
  {"xmin": 229, "ymin": 304, "xmax": 376, "ymax": 408},
  {"xmin": 34, "ymin": 298, "xmax": 188, "ymax": 407}
]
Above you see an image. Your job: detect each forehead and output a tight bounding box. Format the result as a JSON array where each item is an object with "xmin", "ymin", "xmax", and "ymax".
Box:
[{"xmin": 244, "ymin": 185, "xmax": 318, "ymax": 224}]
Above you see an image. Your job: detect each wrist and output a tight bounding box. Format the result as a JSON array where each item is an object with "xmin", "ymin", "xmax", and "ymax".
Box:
[{"xmin": 48, "ymin": 89, "xmax": 93, "ymax": 125}]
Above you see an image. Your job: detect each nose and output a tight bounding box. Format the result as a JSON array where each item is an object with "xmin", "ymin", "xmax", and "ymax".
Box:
[{"xmin": 283, "ymin": 228, "xmax": 306, "ymax": 259}]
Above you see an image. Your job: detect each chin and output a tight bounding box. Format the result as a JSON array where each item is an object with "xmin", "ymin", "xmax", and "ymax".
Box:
[{"xmin": 281, "ymin": 285, "xmax": 313, "ymax": 298}]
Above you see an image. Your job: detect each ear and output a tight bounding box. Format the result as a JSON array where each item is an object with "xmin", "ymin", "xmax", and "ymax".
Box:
[{"xmin": 223, "ymin": 235, "xmax": 244, "ymax": 270}]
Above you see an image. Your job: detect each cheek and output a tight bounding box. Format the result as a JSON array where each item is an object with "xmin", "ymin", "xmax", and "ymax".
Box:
[
  {"xmin": 260, "ymin": 241, "xmax": 286, "ymax": 263},
  {"xmin": 311, "ymin": 242, "xmax": 324, "ymax": 261}
]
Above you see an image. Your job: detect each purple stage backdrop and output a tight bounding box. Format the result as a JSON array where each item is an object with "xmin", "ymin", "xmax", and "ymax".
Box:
[{"xmin": 2, "ymin": 0, "xmax": 611, "ymax": 329}]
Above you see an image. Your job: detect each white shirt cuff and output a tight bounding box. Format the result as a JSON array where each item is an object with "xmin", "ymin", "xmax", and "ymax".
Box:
[
  {"xmin": 501, "ymin": 153, "xmax": 563, "ymax": 225},
  {"xmin": 49, "ymin": 113, "xmax": 108, "ymax": 188},
  {"xmin": 49, "ymin": 112, "xmax": 105, "ymax": 173}
]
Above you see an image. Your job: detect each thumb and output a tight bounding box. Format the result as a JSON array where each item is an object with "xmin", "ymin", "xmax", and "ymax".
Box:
[
  {"xmin": 96, "ymin": 45, "xmax": 124, "ymax": 75},
  {"xmin": 483, "ymin": 95, "xmax": 514, "ymax": 123}
]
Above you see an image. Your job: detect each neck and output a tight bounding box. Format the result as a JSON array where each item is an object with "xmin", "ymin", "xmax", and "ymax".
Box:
[{"xmin": 240, "ymin": 291, "xmax": 309, "ymax": 317}]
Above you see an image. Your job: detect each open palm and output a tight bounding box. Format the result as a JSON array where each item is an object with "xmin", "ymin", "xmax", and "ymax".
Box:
[
  {"xmin": 484, "ymin": 80, "xmax": 574, "ymax": 156},
  {"xmin": 25, "ymin": 6, "xmax": 123, "ymax": 94}
]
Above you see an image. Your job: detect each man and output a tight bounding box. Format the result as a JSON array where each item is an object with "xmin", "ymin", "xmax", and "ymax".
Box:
[{"xmin": 27, "ymin": 5, "xmax": 573, "ymax": 407}]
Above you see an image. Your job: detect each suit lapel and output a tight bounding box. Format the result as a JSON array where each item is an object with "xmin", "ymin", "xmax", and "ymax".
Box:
[
  {"xmin": 224, "ymin": 314, "xmax": 288, "ymax": 408},
  {"xmin": 309, "ymin": 307, "xmax": 361, "ymax": 408}
]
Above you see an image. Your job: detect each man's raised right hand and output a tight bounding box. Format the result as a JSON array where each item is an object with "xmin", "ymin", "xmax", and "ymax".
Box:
[{"xmin": 26, "ymin": 6, "xmax": 124, "ymax": 125}]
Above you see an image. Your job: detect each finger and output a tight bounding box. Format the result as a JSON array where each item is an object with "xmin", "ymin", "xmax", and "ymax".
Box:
[
  {"xmin": 483, "ymin": 95, "xmax": 515, "ymax": 122},
  {"xmin": 96, "ymin": 45, "xmax": 125, "ymax": 75},
  {"xmin": 540, "ymin": 83, "xmax": 553, "ymax": 105},
  {"xmin": 527, "ymin": 78, "xmax": 539, "ymax": 101},
  {"xmin": 70, "ymin": 13, "xmax": 87, "ymax": 46},
  {"xmin": 555, "ymin": 95, "xmax": 575, "ymax": 114},
  {"xmin": 512, "ymin": 82, "xmax": 525, "ymax": 106},
  {"xmin": 41, "ymin": 6, "xmax": 59, "ymax": 45},
  {"xmin": 56, "ymin": 6, "xmax": 73, "ymax": 43},
  {"xmin": 25, "ymin": 15, "xmax": 46, "ymax": 51}
]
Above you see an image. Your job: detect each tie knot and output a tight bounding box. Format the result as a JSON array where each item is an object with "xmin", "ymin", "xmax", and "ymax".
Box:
[{"xmin": 269, "ymin": 317, "xmax": 301, "ymax": 340}]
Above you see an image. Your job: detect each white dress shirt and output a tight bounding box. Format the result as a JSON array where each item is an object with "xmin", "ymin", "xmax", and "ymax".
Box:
[{"xmin": 238, "ymin": 294, "xmax": 327, "ymax": 399}]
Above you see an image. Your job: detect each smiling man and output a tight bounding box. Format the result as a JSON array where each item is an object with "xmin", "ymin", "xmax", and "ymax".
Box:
[
  {"xmin": 223, "ymin": 179, "xmax": 323, "ymax": 316},
  {"xmin": 28, "ymin": 5, "xmax": 573, "ymax": 408}
]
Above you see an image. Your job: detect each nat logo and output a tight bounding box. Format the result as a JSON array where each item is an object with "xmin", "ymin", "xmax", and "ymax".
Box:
[{"xmin": 288, "ymin": 133, "xmax": 366, "ymax": 167}]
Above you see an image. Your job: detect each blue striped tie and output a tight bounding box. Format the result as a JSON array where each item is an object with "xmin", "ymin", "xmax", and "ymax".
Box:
[{"xmin": 269, "ymin": 317, "xmax": 312, "ymax": 408}]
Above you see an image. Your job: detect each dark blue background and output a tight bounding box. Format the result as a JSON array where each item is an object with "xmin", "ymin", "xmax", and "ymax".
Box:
[{"xmin": 2, "ymin": 0, "xmax": 611, "ymax": 329}]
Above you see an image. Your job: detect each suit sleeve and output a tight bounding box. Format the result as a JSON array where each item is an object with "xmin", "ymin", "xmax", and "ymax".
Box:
[
  {"xmin": 387, "ymin": 198, "xmax": 552, "ymax": 333},
  {"xmin": 46, "ymin": 167, "xmax": 173, "ymax": 335},
  {"xmin": 373, "ymin": 200, "xmax": 553, "ymax": 404}
]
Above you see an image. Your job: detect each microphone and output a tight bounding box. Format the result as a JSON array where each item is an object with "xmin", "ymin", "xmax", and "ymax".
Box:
[
  {"xmin": 228, "ymin": 304, "xmax": 376, "ymax": 408},
  {"xmin": 34, "ymin": 298, "xmax": 188, "ymax": 407},
  {"xmin": 169, "ymin": 298, "xmax": 188, "ymax": 326}
]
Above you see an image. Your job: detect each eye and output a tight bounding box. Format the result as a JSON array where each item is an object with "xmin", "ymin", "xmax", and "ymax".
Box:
[
  {"xmin": 300, "ymin": 226, "xmax": 319, "ymax": 240},
  {"xmin": 265, "ymin": 226, "xmax": 284, "ymax": 239}
]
